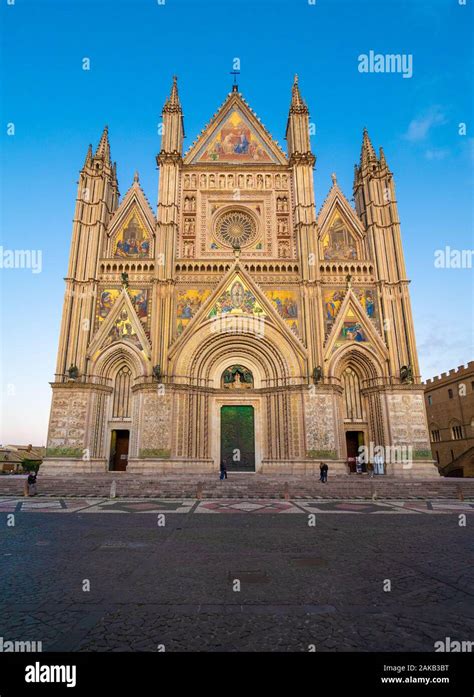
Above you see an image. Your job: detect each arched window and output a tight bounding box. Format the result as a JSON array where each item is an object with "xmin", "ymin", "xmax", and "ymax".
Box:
[
  {"xmin": 112, "ymin": 365, "xmax": 132, "ymax": 418},
  {"xmin": 342, "ymin": 367, "xmax": 363, "ymax": 420},
  {"xmin": 451, "ymin": 421, "xmax": 463, "ymax": 440}
]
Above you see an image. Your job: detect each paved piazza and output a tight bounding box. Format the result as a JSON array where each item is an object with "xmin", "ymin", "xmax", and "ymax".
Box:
[{"xmin": 0, "ymin": 501, "xmax": 473, "ymax": 652}]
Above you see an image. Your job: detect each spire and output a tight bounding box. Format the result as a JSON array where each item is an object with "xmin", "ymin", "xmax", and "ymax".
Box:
[
  {"xmin": 379, "ymin": 146, "xmax": 387, "ymax": 169},
  {"xmin": 290, "ymin": 74, "xmax": 308, "ymax": 114},
  {"xmin": 163, "ymin": 75, "xmax": 182, "ymax": 113},
  {"xmin": 360, "ymin": 127, "xmax": 377, "ymax": 167},
  {"xmin": 83, "ymin": 144, "xmax": 92, "ymax": 168},
  {"xmin": 94, "ymin": 125, "xmax": 111, "ymax": 164},
  {"xmin": 133, "ymin": 170, "xmax": 139, "ymax": 183}
]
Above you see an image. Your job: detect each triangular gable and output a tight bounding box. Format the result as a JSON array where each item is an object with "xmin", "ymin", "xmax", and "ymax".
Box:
[
  {"xmin": 169, "ymin": 262, "xmax": 306, "ymax": 358},
  {"xmin": 106, "ymin": 182, "xmax": 155, "ymax": 258},
  {"xmin": 324, "ymin": 289, "xmax": 387, "ymax": 358},
  {"xmin": 184, "ymin": 93, "xmax": 287, "ymax": 165},
  {"xmin": 317, "ymin": 182, "xmax": 365, "ymax": 237},
  {"xmin": 88, "ymin": 288, "xmax": 151, "ymax": 360}
]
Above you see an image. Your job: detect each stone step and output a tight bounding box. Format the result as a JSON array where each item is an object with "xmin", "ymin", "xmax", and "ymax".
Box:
[{"xmin": 1, "ymin": 473, "xmax": 472, "ymax": 500}]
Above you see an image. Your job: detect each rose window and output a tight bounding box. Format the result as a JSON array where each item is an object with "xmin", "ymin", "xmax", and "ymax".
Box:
[{"xmin": 215, "ymin": 210, "xmax": 257, "ymax": 248}]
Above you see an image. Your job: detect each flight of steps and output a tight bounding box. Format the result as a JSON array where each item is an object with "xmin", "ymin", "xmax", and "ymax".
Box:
[{"xmin": 0, "ymin": 474, "xmax": 473, "ymax": 500}]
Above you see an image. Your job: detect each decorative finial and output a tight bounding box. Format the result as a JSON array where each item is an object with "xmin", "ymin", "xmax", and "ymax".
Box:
[
  {"xmin": 346, "ymin": 273, "xmax": 352, "ymax": 289},
  {"xmin": 331, "ymin": 172, "xmax": 337, "ymax": 185},
  {"xmin": 294, "ymin": 73, "xmax": 299, "ymax": 84},
  {"xmin": 134, "ymin": 171, "xmax": 139, "ymax": 183}
]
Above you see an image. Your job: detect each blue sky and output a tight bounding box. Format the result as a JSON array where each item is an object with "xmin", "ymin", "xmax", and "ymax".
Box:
[{"xmin": 1, "ymin": 0, "xmax": 473, "ymax": 444}]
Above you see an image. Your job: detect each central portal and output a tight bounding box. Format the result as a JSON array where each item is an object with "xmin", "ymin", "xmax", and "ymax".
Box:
[{"xmin": 220, "ymin": 405, "xmax": 255, "ymax": 472}]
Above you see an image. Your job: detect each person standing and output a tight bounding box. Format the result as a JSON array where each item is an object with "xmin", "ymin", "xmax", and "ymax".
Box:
[
  {"xmin": 321, "ymin": 462, "xmax": 328, "ymax": 483},
  {"xmin": 219, "ymin": 459, "xmax": 228, "ymax": 481}
]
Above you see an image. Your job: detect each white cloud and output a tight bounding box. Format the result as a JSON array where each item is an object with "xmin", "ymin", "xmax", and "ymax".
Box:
[
  {"xmin": 403, "ymin": 107, "xmax": 447, "ymax": 142},
  {"xmin": 425, "ymin": 148, "xmax": 450, "ymax": 161}
]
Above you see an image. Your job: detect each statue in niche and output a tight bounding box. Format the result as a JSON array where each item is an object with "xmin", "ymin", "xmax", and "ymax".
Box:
[
  {"xmin": 400, "ymin": 365, "xmax": 413, "ymax": 384},
  {"xmin": 222, "ymin": 365, "xmax": 254, "ymax": 389},
  {"xmin": 312, "ymin": 366, "xmax": 323, "ymax": 384}
]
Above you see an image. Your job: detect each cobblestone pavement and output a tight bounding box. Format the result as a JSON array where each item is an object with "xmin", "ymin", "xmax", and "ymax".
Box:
[{"xmin": 0, "ymin": 509, "xmax": 472, "ymax": 652}]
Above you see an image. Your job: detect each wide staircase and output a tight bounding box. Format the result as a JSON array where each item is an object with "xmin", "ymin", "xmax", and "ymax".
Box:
[{"xmin": 1, "ymin": 473, "xmax": 473, "ymax": 500}]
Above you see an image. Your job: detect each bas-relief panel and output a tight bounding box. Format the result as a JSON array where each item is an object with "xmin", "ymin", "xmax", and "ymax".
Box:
[
  {"xmin": 141, "ymin": 392, "xmax": 172, "ymax": 450},
  {"xmin": 176, "ymin": 288, "xmax": 212, "ymax": 336},
  {"xmin": 387, "ymin": 393, "xmax": 431, "ymax": 449},
  {"xmin": 304, "ymin": 393, "xmax": 336, "ymax": 452},
  {"xmin": 48, "ymin": 392, "xmax": 88, "ymax": 448}
]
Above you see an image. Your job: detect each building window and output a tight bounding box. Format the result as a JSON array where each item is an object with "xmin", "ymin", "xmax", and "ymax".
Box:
[
  {"xmin": 451, "ymin": 425, "xmax": 463, "ymax": 440},
  {"xmin": 448, "ymin": 388, "xmax": 453, "ymax": 399},
  {"xmin": 112, "ymin": 365, "xmax": 132, "ymax": 419},
  {"xmin": 427, "ymin": 395, "xmax": 432, "ymax": 405},
  {"xmin": 342, "ymin": 368, "xmax": 363, "ymax": 420},
  {"xmin": 431, "ymin": 429, "xmax": 440, "ymax": 442}
]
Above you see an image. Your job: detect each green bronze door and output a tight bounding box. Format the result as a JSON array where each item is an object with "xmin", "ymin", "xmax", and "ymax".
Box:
[{"xmin": 220, "ymin": 405, "xmax": 255, "ymax": 472}]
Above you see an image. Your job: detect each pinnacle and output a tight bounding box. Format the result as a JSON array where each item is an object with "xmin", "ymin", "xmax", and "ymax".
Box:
[
  {"xmin": 163, "ymin": 75, "xmax": 182, "ymax": 112},
  {"xmin": 360, "ymin": 127, "xmax": 377, "ymax": 166},
  {"xmin": 94, "ymin": 125, "xmax": 111, "ymax": 164},
  {"xmin": 290, "ymin": 73, "xmax": 308, "ymax": 113}
]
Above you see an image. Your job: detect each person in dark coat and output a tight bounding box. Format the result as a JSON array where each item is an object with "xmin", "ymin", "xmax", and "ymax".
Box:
[
  {"xmin": 219, "ymin": 459, "xmax": 228, "ymax": 480},
  {"xmin": 321, "ymin": 463, "xmax": 328, "ymax": 483}
]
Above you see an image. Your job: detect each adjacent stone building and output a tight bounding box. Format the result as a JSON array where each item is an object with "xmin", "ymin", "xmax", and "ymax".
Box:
[
  {"xmin": 43, "ymin": 76, "xmax": 436, "ymax": 477},
  {"xmin": 424, "ymin": 363, "xmax": 474, "ymax": 477}
]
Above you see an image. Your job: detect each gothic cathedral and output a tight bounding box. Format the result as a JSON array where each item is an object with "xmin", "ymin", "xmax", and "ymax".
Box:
[{"xmin": 44, "ymin": 77, "xmax": 437, "ymax": 477}]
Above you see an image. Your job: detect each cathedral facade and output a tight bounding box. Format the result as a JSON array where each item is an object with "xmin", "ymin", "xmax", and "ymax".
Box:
[{"xmin": 43, "ymin": 77, "xmax": 437, "ymax": 477}]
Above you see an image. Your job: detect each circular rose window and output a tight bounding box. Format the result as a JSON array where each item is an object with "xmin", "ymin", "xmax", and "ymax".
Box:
[{"xmin": 215, "ymin": 210, "xmax": 257, "ymax": 248}]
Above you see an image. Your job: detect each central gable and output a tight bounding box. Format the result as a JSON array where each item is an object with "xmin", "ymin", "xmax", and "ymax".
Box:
[{"xmin": 184, "ymin": 93, "xmax": 287, "ymax": 166}]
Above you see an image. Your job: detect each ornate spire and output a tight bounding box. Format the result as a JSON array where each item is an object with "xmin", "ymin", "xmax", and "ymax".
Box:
[
  {"xmin": 290, "ymin": 74, "xmax": 308, "ymax": 114},
  {"xmin": 163, "ymin": 75, "xmax": 182, "ymax": 113},
  {"xmin": 360, "ymin": 127, "xmax": 377, "ymax": 167},
  {"xmin": 83, "ymin": 144, "xmax": 93, "ymax": 168},
  {"xmin": 94, "ymin": 125, "xmax": 111, "ymax": 164},
  {"xmin": 379, "ymin": 146, "xmax": 387, "ymax": 169},
  {"xmin": 133, "ymin": 170, "xmax": 140, "ymax": 183}
]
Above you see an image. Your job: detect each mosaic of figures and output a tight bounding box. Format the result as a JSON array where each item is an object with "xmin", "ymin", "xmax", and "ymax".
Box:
[
  {"xmin": 112, "ymin": 213, "xmax": 150, "ymax": 258},
  {"xmin": 183, "ymin": 172, "xmax": 289, "ymax": 191},
  {"xmin": 103, "ymin": 309, "xmax": 144, "ymax": 351},
  {"xmin": 264, "ymin": 289, "xmax": 299, "ymax": 336},
  {"xmin": 322, "ymin": 214, "xmax": 358, "ymax": 260},
  {"xmin": 176, "ymin": 288, "xmax": 212, "ymax": 336},
  {"xmin": 98, "ymin": 289, "xmax": 149, "ymax": 329},
  {"xmin": 193, "ymin": 109, "xmax": 276, "ymax": 164},
  {"xmin": 323, "ymin": 288, "xmax": 376, "ymax": 332},
  {"xmin": 209, "ymin": 279, "xmax": 264, "ymax": 318}
]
